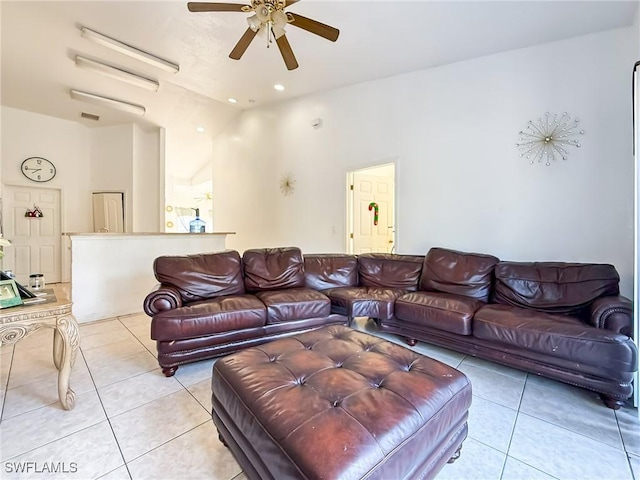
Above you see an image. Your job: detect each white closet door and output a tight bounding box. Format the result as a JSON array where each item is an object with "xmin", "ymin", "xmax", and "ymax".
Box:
[{"xmin": 92, "ymin": 192, "xmax": 124, "ymax": 233}]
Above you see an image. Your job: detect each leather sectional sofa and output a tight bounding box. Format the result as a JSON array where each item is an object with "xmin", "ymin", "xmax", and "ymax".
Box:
[{"xmin": 143, "ymin": 246, "xmax": 637, "ymax": 409}]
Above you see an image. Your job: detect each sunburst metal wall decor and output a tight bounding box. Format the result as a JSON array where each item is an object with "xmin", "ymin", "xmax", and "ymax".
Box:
[
  {"xmin": 279, "ymin": 173, "xmax": 296, "ymax": 196},
  {"xmin": 516, "ymin": 112, "xmax": 585, "ymax": 166}
]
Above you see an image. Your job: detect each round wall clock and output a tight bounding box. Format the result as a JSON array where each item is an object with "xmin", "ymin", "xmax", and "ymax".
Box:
[{"xmin": 21, "ymin": 157, "xmax": 56, "ymax": 182}]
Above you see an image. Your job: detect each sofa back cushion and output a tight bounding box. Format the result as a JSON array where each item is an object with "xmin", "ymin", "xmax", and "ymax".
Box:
[
  {"xmin": 243, "ymin": 247, "xmax": 305, "ymax": 292},
  {"xmin": 154, "ymin": 250, "xmax": 245, "ymax": 303},
  {"xmin": 304, "ymin": 254, "xmax": 358, "ymax": 290},
  {"xmin": 358, "ymin": 253, "xmax": 424, "ymax": 291},
  {"xmin": 493, "ymin": 261, "xmax": 620, "ymax": 314},
  {"xmin": 420, "ymin": 247, "xmax": 499, "ymax": 303}
]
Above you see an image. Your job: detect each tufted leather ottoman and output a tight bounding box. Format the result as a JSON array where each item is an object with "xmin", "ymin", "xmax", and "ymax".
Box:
[{"xmin": 211, "ymin": 325, "xmax": 471, "ymax": 480}]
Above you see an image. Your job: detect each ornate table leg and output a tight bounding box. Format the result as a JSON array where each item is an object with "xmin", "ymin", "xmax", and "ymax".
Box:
[
  {"xmin": 53, "ymin": 327, "xmax": 63, "ymax": 370},
  {"xmin": 54, "ymin": 315, "xmax": 80, "ymax": 410}
]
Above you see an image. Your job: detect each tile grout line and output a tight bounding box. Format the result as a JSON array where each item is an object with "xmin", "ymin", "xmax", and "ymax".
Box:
[
  {"xmin": 107, "ymin": 317, "xmax": 214, "ymax": 477},
  {"xmin": 79, "ymin": 342, "xmax": 133, "ymax": 480},
  {"xmin": 184, "ymin": 379, "xmax": 212, "ymax": 412},
  {"xmin": 121, "ymin": 418, "xmax": 213, "ymax": 468},
  {"xmin": 614, "ymin": 407, "xmax": 638, "ymax": 480},
  {"xmin": 0, "ymin": 346, "xmax": 15, "ymax": 422},
  {"xmin": 0, "ymin": 336, "xmax": 107, "ymax": 462},
  {"xmin": 118, "ymin": 316, "xmax": 158, "ymax": 359},
  {"xmin": 2, "ymin": 313, "xmax": 635, "ymax": 480},
  {"xmin": 499, "ymin": 372, "xmax": 525, "ymax": 480},
  {"xmin": 0, "ymin": 345, "xmax": 109, "ymax": 462}
]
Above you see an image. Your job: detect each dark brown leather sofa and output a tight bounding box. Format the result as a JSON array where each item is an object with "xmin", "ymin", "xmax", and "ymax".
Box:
[
  {"xmin": 144, "ymin": 246, "xmax": 637, "ymax": 409},
  {"xmin": 380, "ymin": 248, "xmax": 637, "ymax": 410},
  {"xmin": 143, "ymin": 247, "xmax": 347, "ymax": 376}
]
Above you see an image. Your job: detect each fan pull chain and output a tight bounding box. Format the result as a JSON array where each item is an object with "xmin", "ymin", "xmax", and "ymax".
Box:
[{"xmin": 267, "ymin": 20, "xmax": 273, "ymax": 47}]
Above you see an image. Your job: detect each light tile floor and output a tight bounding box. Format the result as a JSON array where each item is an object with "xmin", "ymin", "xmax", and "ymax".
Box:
[{"xmin": 0, "ymin": 311, "xmax": 638, "ymax": 480}]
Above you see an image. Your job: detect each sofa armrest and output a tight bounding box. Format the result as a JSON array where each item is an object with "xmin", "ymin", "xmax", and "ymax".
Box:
[
  {"xmin": 587, "ymin": 296, "xmax": 633, "ymax": 336},
  {"xmin": 143, "ymin": 284, "xmax": 183, "ymax": 316}
]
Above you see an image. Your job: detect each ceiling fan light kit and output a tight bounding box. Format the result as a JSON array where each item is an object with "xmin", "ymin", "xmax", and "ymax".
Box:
[
  {"xmin": 187, "ymin": 0, "xmax": 339, "ymax": 71},
  {"xmin": 80, "ymin": 27, "xmax": 180, "ymax": 74},
  {"xmin": 75, "ymin": 55, "xmax": 160, "ymax": 91},
  {"xmin": 70, "ymin": 90, "xmax": 147, "ymax": 116}
]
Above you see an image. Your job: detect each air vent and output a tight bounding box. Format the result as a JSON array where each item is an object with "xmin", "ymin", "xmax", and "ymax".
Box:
[{"xmin": 81, "ymin": 112, "xmax": 100, "ymax": 121}]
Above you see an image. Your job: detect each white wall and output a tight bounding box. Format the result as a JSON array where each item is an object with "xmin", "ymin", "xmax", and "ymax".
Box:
[
  {"xmin": 1, "ymin": 107, "xmax": 164, "ymax": 280},
  {"xmin": 212, "ymin": 109, "xmax": 280, "ymax": 250},
  {"xmin": 90, "ymin": 125, "xmax": 134, "ymax": 232},
  {"xmin": 132, "ymin": 125, "xmax": 161, "ymax": 233},
  {"xmin": 1, "ymin": 107, "xmax": 93, "ymax": 281},
  {"xmin": 212, "ymin": 26, "xmax": 636, "ymax": 298},
  {"xmin": 1, "ymin": 107, "xmax": 93, "ymax": 231},
  {"xmin": 635, "ymin": 6, "xmax": 640, "ymax": 56}
]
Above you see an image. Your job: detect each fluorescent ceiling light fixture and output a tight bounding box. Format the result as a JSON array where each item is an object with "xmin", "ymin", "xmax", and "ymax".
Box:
[
  {"xmin": 227, "ymin": 97, "xmax": 238, "ymax": 104},
  {"xmin": 81, "ymin": 27, "xmax": 179, "ymax": 74},
  {"xmin": 274, "ymin": 84, "xmax": 285, "ymax": 91},
  {"xmin": 70, "ymin": 90, "xmax": 146, "ymax": 116},
  {"xmin": 75, "ymin": 56, "xmax": 159, "ymax": 91}
]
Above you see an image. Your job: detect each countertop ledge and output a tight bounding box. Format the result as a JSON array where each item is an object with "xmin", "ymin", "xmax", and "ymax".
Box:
[{"xmin": 64, "ymin": 232, "xmax": 235, "ymax": 236}]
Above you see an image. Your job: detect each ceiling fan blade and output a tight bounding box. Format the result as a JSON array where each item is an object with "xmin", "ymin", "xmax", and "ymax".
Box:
[
  {"xmin": 187, "ymin": 2, "xmax": 247, "ymax": 12},
  {"xmin": 288, "ymin": 13, "xmax": 339, "ymax": 42},
  {"xmin": 285, "ymin": 0, "xmax": 299, "ymax": 6},
  {"xmin": 275, "ymin": 34, "xmax": 299, "ymax": 70},
  {"xmin": 229, "ymin": 28, "xmax": 258, "ymax": 60}
]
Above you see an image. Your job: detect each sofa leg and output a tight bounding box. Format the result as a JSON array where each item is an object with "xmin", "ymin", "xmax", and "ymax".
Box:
[
  {"xmin": 404, "ymin": 337, "xmax": 417, "ymax": 347},
  {"xmin": 447, "ymin": 445, "xmax": 462, "ymax": 464},
  {"xmin": 162, "ymin": 366, "xmax": 178, "ymax": 377},
  {"xmin": 601, "ymin": 396, "xmax": 624, "ymax": 410},
  {"xmin": 217, "ymin": 431, "xmax": 228, "ymax": 447}
]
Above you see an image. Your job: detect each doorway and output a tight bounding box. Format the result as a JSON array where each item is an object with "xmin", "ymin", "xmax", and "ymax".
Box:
[
  {"xmin": 347, "ymin": 163, "xmax": 396, "ymax": 254},
  {"xmin": 93, "ymin": 192, "xmax": 125, "ymax": 233},
  {"xmin": 1, "ymin": 185, "xmax": 62, "ymax": 285}
]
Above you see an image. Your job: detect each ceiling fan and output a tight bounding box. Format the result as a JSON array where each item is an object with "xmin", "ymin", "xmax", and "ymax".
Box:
[{"xmin": 187, "ymin": 0, "xmax": 339, "ymax": 70}]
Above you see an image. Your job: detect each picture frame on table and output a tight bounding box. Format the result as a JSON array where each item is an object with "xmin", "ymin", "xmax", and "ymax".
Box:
[{"xmin": 0, "ymin": 279, "xmax": 24, "ymax": 308}]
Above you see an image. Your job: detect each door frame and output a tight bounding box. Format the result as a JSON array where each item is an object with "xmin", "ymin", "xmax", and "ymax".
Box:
[
  {"xmin": 1, "ymin": 183, "xmax": 64, "ymax": 283},
  {"xmin": 346, "ymin": 159, "xmax": 398, "ymax": 254}
]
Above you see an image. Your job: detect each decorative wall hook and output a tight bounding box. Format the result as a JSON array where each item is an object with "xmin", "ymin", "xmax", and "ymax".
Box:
[
  {"xmin": 25, "ymin": 206, "xmax": 43, "ymax": 218},
  {"xmin": 368, "ymin": 202, "xmax": 379, "ymax": 226}
]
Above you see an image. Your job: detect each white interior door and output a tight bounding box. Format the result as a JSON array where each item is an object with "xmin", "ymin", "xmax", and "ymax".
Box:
[
  {"xmin": 93, "ymin": 192, "xmax": 124, "ymax": 233},
  {"xmin": 2, "ymin": 185, "xmax": 62, "ymax": 285},
  {"xmin": 351, "ymin": 170, "xmax": 395, "ymax": 254}
]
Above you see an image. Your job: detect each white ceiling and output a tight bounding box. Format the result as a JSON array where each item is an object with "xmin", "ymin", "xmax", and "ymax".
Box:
[{"xmin": 1, "ymin": 0, "xmax": 638, "ymax": 172}]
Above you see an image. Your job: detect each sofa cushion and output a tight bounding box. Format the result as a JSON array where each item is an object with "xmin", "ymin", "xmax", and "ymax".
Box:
[
  {"xmin": 151, "ymin": 294, "xmax": 266, "ymax": 341},
  {"xmin": 473, "ymin": 304, "xmax": 636, "ymax": 369},
  {"xmin": 255, "ymin": 288, "xmax": 331, "ymax": 323},
  {"xmin": 154, "ymin": 250, "xmax": 245, "ymax": 303},
  {"xmin": 304, "ymin": 254, "xmax": 358, "ymax": 290},
  {"xmin": 395, "ymin": 292, "xmax": 483, "ymax": 335},
  {"xmin": 358, "ymin": 254, "xmax": 424, "ymax": 291},
  {"xmin": 420, "ymin": 248, "xmax": 499, "ymax": 303},
  {"xmin": 325, "ymin": 286, "xmax": 407, "ymax": 320},
  {"xmin": 493, "ymin": 262, "xmax": 620, "ymax": 315},
  {"xmin": 243, "ymin": 247, "xmax": 305, "ymax": 292}
]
